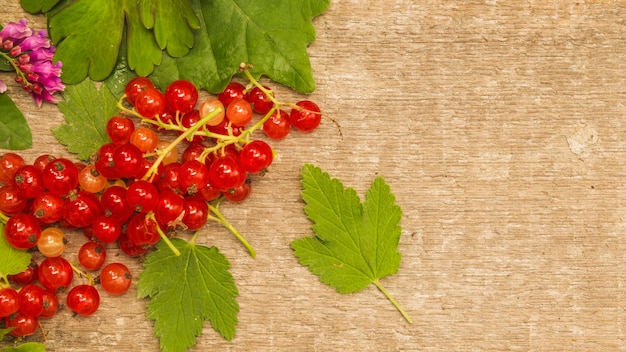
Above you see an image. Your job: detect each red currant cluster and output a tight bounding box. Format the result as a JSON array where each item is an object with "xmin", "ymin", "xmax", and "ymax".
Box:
[
  {"xmin": 0, "ymin": 69, "xmax": 321, "ymax": 338},
  {"xmin": 0, "ymin": 152, "xmax": 133, "ymax": 337}
]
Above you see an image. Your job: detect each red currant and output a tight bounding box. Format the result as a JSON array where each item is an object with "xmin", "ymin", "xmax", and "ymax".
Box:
[
  {"xmin": 135, "ymin": 87, "xmax": 166, "ymax": 119},
  {"xmin": 39, "ymin": 289, "xmax": 59, "ymax": 318},
  {"xmin": 217, "ymin": 82, "xmax": 245, "ymax": 107},
  {"xmin": 31, "ymin": 192, "xmax": 65, "ymax": 224},
  {"xmin": 113, "ymin": 143, "xmax": 144, "ymax": 178},
  {"xmin": 178, "ymin": 159, "xmax": 209, "ymax": 195},
  {"xmin": 42, "ymin": 158, "xmax": 79, "ymax": 196},
  {"xmin": 289, "ymin": 100, "xmax": 322, "ymax": 132},
  {"xmin": 130, "ymin": 127, "xmax": 159, "ymax": 153},
  {"xmin": 0, "ymin": 287, "xmax": 20, "ymax": 317},
  {"xmin": 198, "ymin": 98, "xmax": 225, "ymax": 126},
  {"xmin": 182, "ymin": 195, "xmax": 209, "ymax": 230},
  {"xmin": 223, "ymin": 181, "xmax": 252, "ymax": 203},
  {"xmin": 78, "ymin": 241, "xmax": 107, "ymax": 271},
  {"xmin": 0, "ymin": 153, "xmax": 25, "ymax": 185},
  {"xmin": 225, "ymin": 98, "xmax": 253, "ymax": 127},
  {"xmin": 239, "ymin": 140, "xmax": 273, "ymax": 174},
  {"xmin": 127, "ymin": 213, "xmax": 161, "ymax": 245},
  {"xmin": 38, "ymin": 256, "xmax": 73, "ymax": 291},
  {"xmin": 126, "ymin": 180, "xmax": 159, "ymax": 213},
  {"xmin": 18, "ymin": 283, "xmax": 44, "ymax": 317},
  {"xmin": 246, "ymin": 85, "xmax": 274, "ymax": 114},
  {"xmin": 0, "ymin": 185, "xmax": 27, "ymax": 215},
  {"xmin": 66, "ymin": 284, "xmax": 100, "ymax": 316},
  {"xmin": 100, "ymin": 263, "xmax": 132, "ymax": 295},
  {"xmin": 4, "ymin": 213, "xmax": 41, "ymax": 250},
  {"xmin": 94, "ymin": 143, "xmax": 120, "ymax": 179},
  {"xmin": 5, "ymin": 312, "xmax": 38, "ymax": 337},
  {"xmin": 207, "ymin": 155, "xmax": 246, "ymax": 192},
  {"xmin": 63, "ymin": 191, "xmax": 103, "ymax": 228},
  {"xmin": 154, "ymin": 190, "xmax": 185, "ymax": 228},
  {"xmin": 106, "ymin": 116, "xmax": 135, "ymax": 144},
  {"xmin": 263, "ymin": 109, "xmax": 291, "ymax": 140},
  {"xmin": 37, "ymin": 227, "xmax": 67, "ymax": 258},
  {"xmin": 13, "ymin": 165, "xmax": 45, "ymax": 199},
  {"xmin": 118, "ymin": 231, "xmax": 149, "ymax": 257},
  {"xmin": 8, "ymin": 259, "xmax": 38, "ymax": 286},
  {"xmin": 165, "ymin": 80, "xmax": 198, "ymax": 114}
]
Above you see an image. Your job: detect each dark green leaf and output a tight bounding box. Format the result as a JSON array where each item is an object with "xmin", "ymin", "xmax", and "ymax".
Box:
[{"xmin": 0, "ymin": 93, "xmax": 32, "ymax": 150}]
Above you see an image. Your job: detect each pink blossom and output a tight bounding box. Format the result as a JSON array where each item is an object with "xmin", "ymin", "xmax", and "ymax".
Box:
[{"xmin": 0, "ymin": 19, "xmax": 32, "ymax": 42}]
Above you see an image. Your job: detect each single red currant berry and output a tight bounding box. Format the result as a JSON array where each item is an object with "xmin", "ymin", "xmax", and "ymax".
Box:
[
  {"xmin": 246, "ymin": 85, "xmax": 274, "ymax": 114},
  {"xmin": 33, "ymin": 154, "xmax": 55, "ymax": 172},
  {"xmin": 198, "ymin": 178, "xmax": 221, "ymax": 202},
  {"xmin": 130, "ymin": 127, "xmax": 159, "ymax": 153},
  {"xmin": 0, "ymin": 185, "xmax": 27, "ymax": 215},
  {"xmin": 106, "ymin": 116, "xmax": 135, "ymax": 144},
  {"xmin": 18, "ymin": 283, "xmax": 44, "ymax": 317},
  {"xmin": 165, "ymin": 79, "xmax": 198, "ymax": 114},
  {"xmin": 182, "ymin": 195, "xmax": 209, "ymax": 231},
  {"xmin": 4, "ymin": 213, "xmax": 41, "ymax": 250},
  {"xmin": 5, "ymin": 312, "xmax": 39, "ymax": 337},
  {"xmin": 63, "ymin": 191, "xmax": 103, "ymax": 228},
  {"xmin": 0, "ymin": 153, "xmax": 26, "ymax": 185},
  {"xmin": 182, "ymin": 142, "xmax": 207, "ymax": 163},
  {"xmin": 154, "ymin": 190, "xmax": 185, "ymax": 228},
  {"xmin": 38, "ymin": 256, "xmax": 73, "ymax": 291},
  {"xmin": 263, "ymin": 109, "xmax": 291, "ymax": 140},
  {"xmin": 135, "ymin": 87, "xmax": 166, "ymax": 119},
  {"xmin": 225, "ymin": 98, "xmax": 253, "ymax": 127},
  {"xmin": 91, "ymin": 215, "xmax": 122, "ymax": 244},
  {"xmin": 239, "ymin": 140, "xmax": 273, "ymax": 174},
  {"xmin": 178, "ymin": 159, "xmax": 209, "ymax": 195},
  {"xmin": 31, "ymin": 192, "xmax": 65, "ymax": 224},
  {"xmin": 42, "ymin": 158, "xmax": 79, "ymax": 196},
  {"xmin": 66, "ymin": 284, "xmax": 100, "ymax": 316},
  {"xmin": 127, "ymin": 213, "xmax": 161, "ymax": 245},
  {"xmin": 217, "ymin": 81, "xmax": 245, "ymax": 107},
  {"xmin": 156, "ymin": 162, "xmax": 183, "ymax": 194},
  {"xmin": 198, "ymin": 98, "xmax": 225, "ymax": 126},
  {"xmin": 0, "ymin": 287, "xmax": 20, "ymax": 317},
  {"xmin": 78, "ymin": 164, "xmax": 108, "ymax": 194},
  {"xmin": 100, "ymin": 263, "xmax": 132, "ymax": 295},
  {"xmin": 78, "ymin": 241, "xmax": 107, "ymax": 271},
  {"xmin": 39, "ymin": 289, "xmax": 59, "ymax": 318},
  {"xmin": 207, "ymin": 155, "xmax": 246, "ymax": 192},
  {"xmin": 125, "ymin": 76, "xmax": 155, "ymax": 105},
  {"xmin": 100, "ymin": 185, "xmax": 134, "ymax": 224},
  {"xmin": 113, "ymin": 143, "xmax": 144, "ymax": 178},
  {"xmin": 126, "ymin": 180, "xmax": 159, "ymax": 213},
  {"xmin": 289, "ymin": 100, "xmax": 322, "ymax": 132},
  {"xmin": 13, "ymin": 165, "xmax": 45, "ymax": 199}
]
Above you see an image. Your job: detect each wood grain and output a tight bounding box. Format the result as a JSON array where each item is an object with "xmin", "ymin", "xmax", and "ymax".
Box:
[{"xmin": 3, "ymin": 1, "xmax": 626, "ymax": 351}]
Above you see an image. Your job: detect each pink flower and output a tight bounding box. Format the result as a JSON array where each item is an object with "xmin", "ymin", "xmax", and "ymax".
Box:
[{"xmin": 0, "ymin": 19, "xmax": 32, "ymax": 43}]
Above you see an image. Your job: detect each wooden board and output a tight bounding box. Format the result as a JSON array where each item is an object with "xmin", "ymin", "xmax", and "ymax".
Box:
[{"xmin": 2, "ymin": 1, "xmax": 626, "ymax": 350}]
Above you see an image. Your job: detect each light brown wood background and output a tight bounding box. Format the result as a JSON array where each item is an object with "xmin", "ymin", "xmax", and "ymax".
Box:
[{"xmin": 3, "ymin": 0, "xmax": 626, "ymax": 351}]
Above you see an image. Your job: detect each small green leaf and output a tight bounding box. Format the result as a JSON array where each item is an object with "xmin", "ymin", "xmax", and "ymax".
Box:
[
  {"xmin": 0, "ymin": 341, "xmax": 46, "ymax": 352},
  {"xmin": 0, "ymin": 93, "xmax": 32, "ymax": 150},
  {"xmin": 138, "ymin": 0, "xmax": 200, "ymax": 57},
  {"xmin": 138, "ymin": 238, "xmax": 239, "ymax": 351},
  {"xmin": 52, "ymin": 79, "xmax": 116, "ymax": 161},
  {"xmin": 0, "ymin": 223, "xmax": 32, "ymax": 278},
  {"xmin": 291, "ymin": 164, "xmax": 412, "ymax": 323}
]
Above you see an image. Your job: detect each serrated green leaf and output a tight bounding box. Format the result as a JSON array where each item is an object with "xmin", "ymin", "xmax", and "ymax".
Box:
[
  {"xmin": 149, "ymin": 0, "xmax": 330, "ymax": 93},
  {"xmin": 0, "ymin": 223, "xmax": 32, "ymax": 278},
  {"xmin": 138, "ymin": 238, "xmax": 239, "ymax": 351},
  {"xmin": 20, "ymin": 0, "xmax": 62, "ymax": 13},
  {"xmin": 0, "ymin": 93, "xmax": 32, "ymax": 150},
  {"xmin": 291, "ymin": 164, "xmax": 412, "ymax": 323},
  {"xmin": 0, "ymin": 341, "xmax": 46, "ymax": 352},
  {"xmin": 52, "ymin": 79, "xmax": 116, "ymax": 161}
]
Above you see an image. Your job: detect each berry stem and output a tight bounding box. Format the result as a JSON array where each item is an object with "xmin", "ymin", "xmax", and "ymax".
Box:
[
  {"xmin": 146, "ymin": 213, "xmax": 181, "ymax": 256},
  {"xmin": 372, "ymin": 279, "xmax": 413, "ymax": 324},
  {"xmin": 208, "ymin": 200, "xmax": 256, "ymax": 258},
  {"xmin": 70, "ymin": 262, "xmax": 95, "ymax": 286},
  {"xmin": 0, "ymin": 211, "xmax": 9, "ymax": 224}
]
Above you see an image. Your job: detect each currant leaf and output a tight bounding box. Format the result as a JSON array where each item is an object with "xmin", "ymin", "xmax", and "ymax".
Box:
[
  {"xmin": 0, "ymin": 93, "xmax": 32, "ymax": 150},
  {"xmin": 137, "ymin": 238, "xmax": 239, "ymax": 350},
  {"xmin": 52, "ymin": 79, "xmax": 117, "ymax": 161},
  {"xmin": 138, "ymin": 0, "xmax": 200, "ymax": 57},
  {"xmin": 0, "ymin": 223, "xmax": 32, "ymax": 278},
  {"xmin": 291, "ymin": 164, "xmax": 413, "ymax": 323},
  {"xmin": 20, "ymin": 0, "xmax": 62, "ymax": 13},
  {"xmin": 0, "ymin": 341, "xmax": 46, "ymax": 352},
  {"xmin": 148, "ymin": 0, "xmax": 330, "ymax": 93}
]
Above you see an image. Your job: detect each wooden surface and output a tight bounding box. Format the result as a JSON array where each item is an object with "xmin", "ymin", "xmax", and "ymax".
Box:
[{"xmin": 3, "ymin": 1, "xmax": 626, "ymax": 351}]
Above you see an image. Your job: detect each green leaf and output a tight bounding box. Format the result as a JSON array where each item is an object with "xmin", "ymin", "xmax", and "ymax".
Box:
[
  {"xmin": 20, "ymin": 0, "xmax": 62, "ymax": 13},
  {"xmin": 0, "ymin": 93, "xmax": 32, "ymax": 150},
  {"xmin": 0, "ymin": 342, "xmax": 46, "ymax": 352},
  {"xmin": 0, "ymin": 223, "xmax": 32, "ymax": 279},
  {"xmin": 291, "ymin": 164, "xmax": 412, "ymax": 323},
  {"xmin": 47, "ymin": 0, "xmax": 198, "ymax": 84},
  {"xmin": 52, "ymin": 79, "xmax": 116, "ymax": 161},
  {"xmin": 149, "ymin": 0, "xmax": 330, "ymax": 93},
  {"xmin": 137, "ymin": 238, "xmax": 239, "ymax": 351}
]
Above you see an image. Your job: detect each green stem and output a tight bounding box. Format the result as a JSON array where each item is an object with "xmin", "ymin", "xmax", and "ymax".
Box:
[
  {"xmin": 147, "ymin": 213, "xmax": 181, "ymax": 256},
  {"xmin": 373, "ymin": 279, "xmax": 413, "ymax": 324},
  {"xmin": 208, "ymin": 201, "xmax": 256, "ymax": 258},
  {"xmin": 0, "ymin": 211, "xmax": 9, "ymax": 224},
  {"xmin": 0, "ymin": 51, "xmax": 30, "ymax": 88}
]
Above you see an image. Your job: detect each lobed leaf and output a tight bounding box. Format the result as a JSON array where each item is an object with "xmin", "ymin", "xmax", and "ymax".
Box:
[
  {"xmin": 138, "ymin": 238, "xmax": 239, "ymax": 351},
  {"xmin": 52, "ymin": 79, "xmax": 116, "ymax": 161}
]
